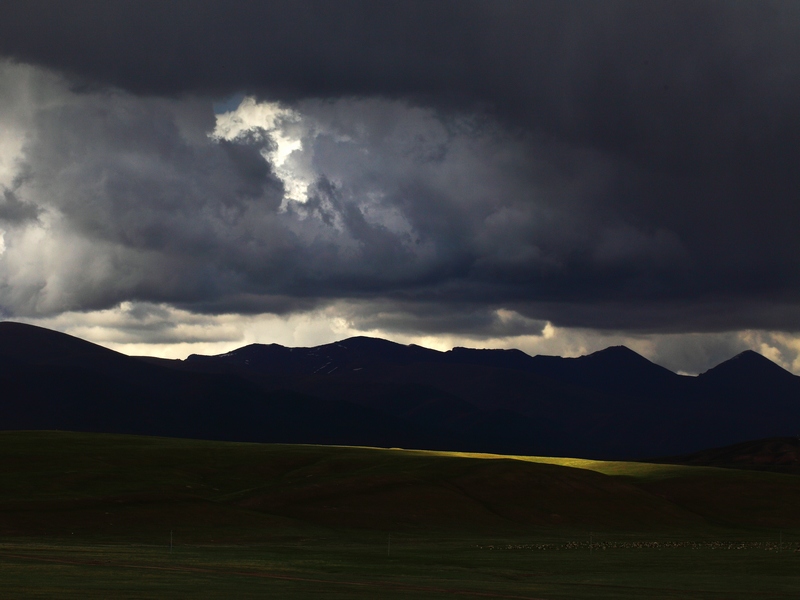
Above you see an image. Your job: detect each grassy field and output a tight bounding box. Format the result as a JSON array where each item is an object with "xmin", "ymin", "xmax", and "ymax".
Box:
[{"xmin": 0, "ymin": 431, "xmax": 799, "ymax": 598}]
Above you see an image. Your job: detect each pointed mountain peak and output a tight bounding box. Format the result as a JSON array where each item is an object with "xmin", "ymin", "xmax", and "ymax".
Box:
[
  {"xmin": 587, "ymin": 345, "xmax": 640, "ymax": 358},
  {"xmin": 575, "ymin": 345, "xmax": 678, "ymax": 379},
  {"xmin": 700, "ymin": 349, "xmax": 795, "ymax": 381},
  {"xmin": 729, "ymin": 349, "xmax": 770, "ymax": 362},
  {"xmin": 581, "ymin": 345, "xmax": 658, "ymax": 367}
]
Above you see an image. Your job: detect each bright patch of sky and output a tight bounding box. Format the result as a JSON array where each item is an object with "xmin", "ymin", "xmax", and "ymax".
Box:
[
  {"xmin": 209, "ymin": 96, "xmax": 433, "ymax": 247},
  {"xmin": 211, "ymin": 96, "xmax": 310, "ymax": 205}
]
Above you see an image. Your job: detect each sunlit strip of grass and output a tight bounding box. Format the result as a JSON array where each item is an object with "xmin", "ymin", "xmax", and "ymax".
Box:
[{"xmin": 390, "ymin": 448, "xmax": 730, "ymax": 480}]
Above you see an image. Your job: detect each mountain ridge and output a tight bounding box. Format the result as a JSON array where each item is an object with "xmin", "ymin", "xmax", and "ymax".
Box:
[{"xmin": 2, "ymin": 321, "xmax": 799, "ymax": 460}]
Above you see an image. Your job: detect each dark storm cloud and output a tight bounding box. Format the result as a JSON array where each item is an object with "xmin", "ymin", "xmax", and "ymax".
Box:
[
  {"xmin": 2, "ymin": 1, "xmax": 798, "ymax": 164},
  {"xmin": 1, "ymin": 2, "xmax": 800, "ymax": 335},
  {"xmin": 0, "ymin": 186, "xmax": 40, "ymax": 223},
  {"xmin": 337, "ymin": 301, "xmax": 547, "ymax": 339}
]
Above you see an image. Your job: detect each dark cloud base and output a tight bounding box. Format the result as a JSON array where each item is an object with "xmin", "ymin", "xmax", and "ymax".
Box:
[{"xmin": 0, "ymin": 2, "xmax": 799, "ymax": 338}]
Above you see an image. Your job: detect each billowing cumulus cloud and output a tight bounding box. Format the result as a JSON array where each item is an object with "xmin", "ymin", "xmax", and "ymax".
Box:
[
  {"xmin": 1, "ymin": 2, "xmax": 800, "ymax": 374},
  {"xmin": 0, "ymin": 68, "xmax": 696, "ymax": 327}
]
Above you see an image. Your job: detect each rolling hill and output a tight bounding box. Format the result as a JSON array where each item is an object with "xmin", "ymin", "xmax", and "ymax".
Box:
[
  {"xmin": 3, "ymin": 431, "xmax": 800, "ymax": 538},
  {"xmin": 2, "ymin": 431, "xmax": 800, "ymax": 600}
]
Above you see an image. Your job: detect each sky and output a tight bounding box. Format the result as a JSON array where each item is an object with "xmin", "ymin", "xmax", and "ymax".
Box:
[{"xmin": 1, "ymin": 1, "xmax": 800, "ymax": 374}]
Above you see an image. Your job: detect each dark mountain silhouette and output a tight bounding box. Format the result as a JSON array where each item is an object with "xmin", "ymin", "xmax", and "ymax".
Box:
[
  {"xmin": 2, "ymin": 321, "xmax": 800, "ymax": 459},
  {"xmin": 650, "ymin": 436, "xmax": 800, "ymax": 474},
  {"xmin": 697, "ymin": 350, "xmax": 799, "ymax": 390},
  {"xmin": 0, "ymin": 320, "xmax": 133, "ymax": 371},
  {"xmin": 0, "ymin": 323, "xmax": 427, "ymax": 448},
  {"xmin": 184, "ymin": 336, "xmax": 443, "ymax": 374}
]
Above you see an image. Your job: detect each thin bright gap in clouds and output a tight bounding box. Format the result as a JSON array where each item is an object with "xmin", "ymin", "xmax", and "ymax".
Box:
[{"xmin": 15, "ymin": 302, "xmax": 800, "ymax": 376}]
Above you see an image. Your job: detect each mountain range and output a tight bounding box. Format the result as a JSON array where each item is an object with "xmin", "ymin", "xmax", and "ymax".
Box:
[{"xmin": 1, "ymin": 321, "xmax": 799, "ymax": 460}]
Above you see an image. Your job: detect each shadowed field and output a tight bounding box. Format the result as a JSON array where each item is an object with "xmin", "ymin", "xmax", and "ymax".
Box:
[{"xmin": 1, "ymin": 431, "xmax": 799, "ymax": 598}]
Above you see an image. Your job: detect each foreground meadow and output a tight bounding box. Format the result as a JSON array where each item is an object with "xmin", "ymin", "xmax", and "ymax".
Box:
[{"xmin": 0, "ymin": 432, "xmax": 798, "ymax": 599}]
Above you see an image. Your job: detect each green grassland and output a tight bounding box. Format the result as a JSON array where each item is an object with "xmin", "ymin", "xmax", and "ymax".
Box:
[{"xmin": 1, "ymin": 431, "xmax": 799, "ymax": 598}]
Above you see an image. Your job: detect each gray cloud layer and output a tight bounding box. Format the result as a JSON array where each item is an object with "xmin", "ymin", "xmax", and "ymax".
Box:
[{"xmin": 1, "ymin": 2, "xmax": 800, "ymax": 336}]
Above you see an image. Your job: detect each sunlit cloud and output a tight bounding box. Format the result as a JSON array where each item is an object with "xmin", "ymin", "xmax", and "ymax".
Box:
[{"xmin": 211, "ymin": 97, "xmax": 309, "ymax": 204}]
